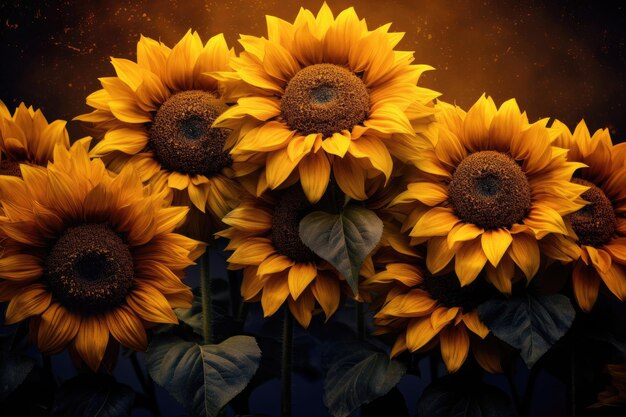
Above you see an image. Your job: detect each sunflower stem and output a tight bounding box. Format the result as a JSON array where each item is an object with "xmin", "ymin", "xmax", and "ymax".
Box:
[
  {"xmin": 356, "ymin": 301, "xmax": 365, "ymax": 342},
  {"xmin": 521, "ymin": 364, "xmax": 540, "ymax": 417},
  {"xmin": 281, "ymin": 308, "xmax": 293, "ymax": 417},
  {"xmin": 200, "ymin": 250, "xmax": 213, "ymax": 345}
]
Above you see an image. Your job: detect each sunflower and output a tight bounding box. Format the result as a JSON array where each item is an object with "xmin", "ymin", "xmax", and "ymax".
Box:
[
  {"xmin": 591, "ymin": 364, "xmax": 626, "ymax": 408},
  {"xmin": 217, "ymin": 187, "xmax": 344, "ymax": 327},
  {"xmin": 75, "ymin": 31, "xmax": 243, "ymax": 237},
  {"xmin": 390, "ymin": 95, "xmax": 587, "ymax": 293},
  {"xmin": 0, "ymin": 142, "xmax": 204, "ymax": 371},
  {"xmin": 0, "ymin": 100, "xmax": 70, "ymax": 177},
  {"xmin": 366, "ymin": 262, "xmax": 501, "ymax": 373},
  {"xmin": 547, "ymin": 120, "xmax": 626, "ymax": 311},
  {"xmin": 212, "ymin": 3, "xmax": 439, "ymax": 204}
]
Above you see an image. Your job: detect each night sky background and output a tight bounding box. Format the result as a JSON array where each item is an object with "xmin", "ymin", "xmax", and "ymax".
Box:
[{"xmin": 1, "ymin": 1, "xmax": 626, "ymax": 417}]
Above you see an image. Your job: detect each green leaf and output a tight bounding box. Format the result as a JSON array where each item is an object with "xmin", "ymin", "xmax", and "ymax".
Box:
[
  {"xmin": 417, "ymin": 375, "xmax": 515, "ymax": 417},
  {"xmin": 0, "ymin": 351, "xmax": 36, "ymax": 402},
  {"xmin": 146, "ymin": 335, "xmax": 261, "ymax": 417},
  {"xmin": 51, "ymin": 374, "xmax": 134, "ymax": 417},
  {"xmin": 323, "ymin": 342, "xmax": 406, "ymax": 417},
  {"xmin": 478, "ymin": 293, "xmax": 575, "ymax": 368},
  {"xmin": 299, "ymin": 205, "xmax": 383, "ymax": 294}
]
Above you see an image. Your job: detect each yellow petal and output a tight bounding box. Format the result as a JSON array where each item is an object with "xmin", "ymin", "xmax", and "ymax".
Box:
[
  {"xmin": 91, "ymin": 127, "xmax": 149, "ymax": 156},
  {"xmin": 348, "ymin": 135, "xmax": 393, "ymax": 180},
  {"xmin": 430, "ymin": 306, "xmax": 459, "ymax": 331},
  {"xmin": 509, "ymin": 233, "xmax": 540, "ymax": 280},
  {"xmin": 228, "ymin": 238, "xmax": 274, "ymax": 265},
  {"xmin": 266, "ymin": 148, "xmax": 304, "ymax": 190},
  {"xmin": 288, "ymin": 290, "xmax": 315, "ymax": 328},
  {"xmin": 287, "ymin": 263, "xmax": 317, "ymax": 300},
  {"xmin": 299, "ymin": 152, "xmax": 330, "ymax": 203},
  {"xmin": 261, "ymin": 274, "xmax": 290, "ymax": 317},
  {"xmin": 485, "ymin": 256, "xmax": 514, "ymax": 294},
  {"xmin": 426, "ymin": 237, "xmax": 456, "ymax": 274},
  {"xmin": 481, "ymin": 228, "xmax": 513, "ymax": 267},
  {"xmin": 455, "ymin": 239, "xmax": 488, "ymax": 286},
  {"xmin": 126, "ymin": 284, "xmax": 178, "ymax": 324},
  {"xmin": 391, "ymin": 182, "xmax": 448, "ymax": 207},
  {"xmin": 462, "ymin": 310, "xmax": 489, "ymax": 338},
  {"xmin": 0, "ymin": 254, "xmax": 44, "ymax": 281},
  {"xmin": 447, "ymin": 223, "xmax": 484, "ymax": 247},
  {"xmin": 258, "ymin": 255, "xmax": 295, "ymax": 276},
  {"xmin": 321, "ymin": 132, "xmax": 351, "ymax": 157},
  {"xmin": 410, "ymin": 207, "xmax": 460, "ymax": 238},
  {"xmin": 597, "ymin": 263, "xmax": 626, "ymax": 302},
  {"xmin": 333, "ymin": 155, "xmax": 367, "ymax": 200}
]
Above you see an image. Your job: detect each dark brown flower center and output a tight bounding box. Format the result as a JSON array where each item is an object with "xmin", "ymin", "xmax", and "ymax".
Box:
[
  {"xmin": 45, "ymin": 224, "xmax": 134, "ymax": 314},
  {"xmin": 270, "ymin": 188, "xmax": 319, "ymax": 263},
  {"xmin": 150, "ymin": 90, "xmax": 232, "ymax": 176},
  {"xmin": 281, "ymin": 64, "xmax": 370, "ymax": 137},
  {"xmin": 570, "ymin": 178, "xmax": 616, "ymax": 247},
  {"xmin": 448, "ymin": 151, "xmax": 531, "ymax": 229},
  {"xmin": 0, "ymin": 159, "xmax": 23, "ymax": 177},
  {"xmin": 422, "ymin": 273, "xmax": 496, "ymax": 311}
]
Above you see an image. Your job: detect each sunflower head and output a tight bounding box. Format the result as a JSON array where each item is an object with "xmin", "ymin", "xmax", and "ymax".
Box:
[
  {"xmin": 366, "ymin": 256, "xmax": 499, "ymax": 373},
  {"xmin": 212, "ymin": 3, "xmax": 439, "ymax": 204},
  {"xmin": 390, "ymin": 95, "xmax": 588, "ymax": 294},
  {"xmin": 548, "ymin": 120, "xmax": 626, "ymax": 311},
  {"xmin": 218, "ymin": 185, "xmax": 356, "ymax": 327},
  {"xmin": 75, "ymin": 31, "xmax": 243, "ymax": 234},
  {"xmin": 0, "ymin": 101, "xmax": 70, "ymax": 176},
  {"xmin": 0, "ymin": 141, "xmax": 204, "ymax": 371}
]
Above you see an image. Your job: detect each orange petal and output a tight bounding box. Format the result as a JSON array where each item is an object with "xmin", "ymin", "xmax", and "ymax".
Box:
[
  {"xmin": 410, "ymin": 207, "xmax": 460, "ymax": 238},
  {"xmin": 126, "ymin": 284, "xmax": 178, "ymax": 324},
  {"xmin": 38, "ymin": 303, "xmax": 81, "ymax": 354},
  {"xmin": 425, "ymin": 237, "xmax": 456, "ymax": 274},
  {"xmin": 288, "ymin": 289, "xmax": 315, "ymax": 328},
  {"xmin": 406, "ymin": 317, "xmax": 439, "ymax": 352},
  {"xmin": 0, "ymin": 255, "xmax": 43, "ymax": 281},
  {"xmin": 572, "ymin": 261, "xmax": 600, "ymax": 312},
  {"xmin": 333, "ymin": 155, "xmax": 367, "ymax": 200},
  {"xmin": 5, "ymin": 284, "xmax": 51, "ymax": 324},
  {"xmin": 462, "ymin": 310, "xmax": 489, "ymax": 338},
  {"xmin": 106, "ymin": 306, "xmax": 148, "ymax": 352},
  {"xmin": 440, "ymin": 325, "xmax": 470, "ymax": 373},
  {"xmin": 311, "ymin": 272, "xmax": 341, "ymax": 320},
  {"xmin": 75, "ymin": 316, "xmax": 109, "ymax": 372}
]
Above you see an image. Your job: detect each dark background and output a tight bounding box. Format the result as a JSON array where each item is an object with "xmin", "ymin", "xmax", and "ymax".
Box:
[
  {"xmin": 1, "ymin": 0, "xmax": 625, "ymax": 139},
  {"xmin": 1, "ymin": 1, "xmax": 626, "ymax": 417}
]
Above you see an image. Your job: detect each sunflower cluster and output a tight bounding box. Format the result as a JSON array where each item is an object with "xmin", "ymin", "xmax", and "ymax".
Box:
[{"xmin": 1, "ymin": 2, "xmax": 625, "ymax": 396}]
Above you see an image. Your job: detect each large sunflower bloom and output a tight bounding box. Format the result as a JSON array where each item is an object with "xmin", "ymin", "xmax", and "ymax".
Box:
[
  {"xmin": 212, "ymin": 3, "xmax": 439, "ymax": 203},
  {"xmin": 549, "ymin": 120, "xmax": 626, "ymax": 311},
  {"xmin": 75, "ymin": 31, "xmax": 243, "ymax": 235},
  {"xmin": 0, "ymin": 100, "xmax": 70, "ymax": 177},
  {"xmin": 366, "ymin": 263, "xmax": 500, "ymax": 373},
  {"xmin": 391, "ymin": 95, "xmax": 587, "ymax": 293},
  {"xmin": 217, "ymin": 188, "xmax": 344, "ymax": 327},
  {"xmin": 0, "ymin": 142, "xmax": 204, "ymax": 371}
]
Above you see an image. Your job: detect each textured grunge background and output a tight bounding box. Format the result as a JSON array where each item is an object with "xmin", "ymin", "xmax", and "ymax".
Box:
[
  {"xmin": 1, "ymin": 0, "xmax": 625, "ymax": 141},
  {"xmin": 1, "ymin": 1, "xmax": 625, "ymax": 417}
]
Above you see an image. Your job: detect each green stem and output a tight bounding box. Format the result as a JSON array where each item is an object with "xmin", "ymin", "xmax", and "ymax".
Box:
[
  {"xmin": 521, "ymin": 365, "xmax": 540, "ymax": 417},
  {"xmin": 356, "ymin": 301, "xmax": 365, "ymax": 342},
  {"xmin": 200, "ymin": 250, "xmax": 213, "ymax": 345},
  {"xmin": 281, "ymin": 308, "xmax": 293, "ymax": 417}
]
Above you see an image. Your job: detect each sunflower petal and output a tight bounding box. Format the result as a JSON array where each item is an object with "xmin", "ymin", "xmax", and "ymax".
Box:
[
  {"xmin": 440, "ymin": 325, "xmax": 470, "ymax": 373},
  {"xmin": 75, "ymin": 316, "xmax": 109, "ymax": 372}
]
